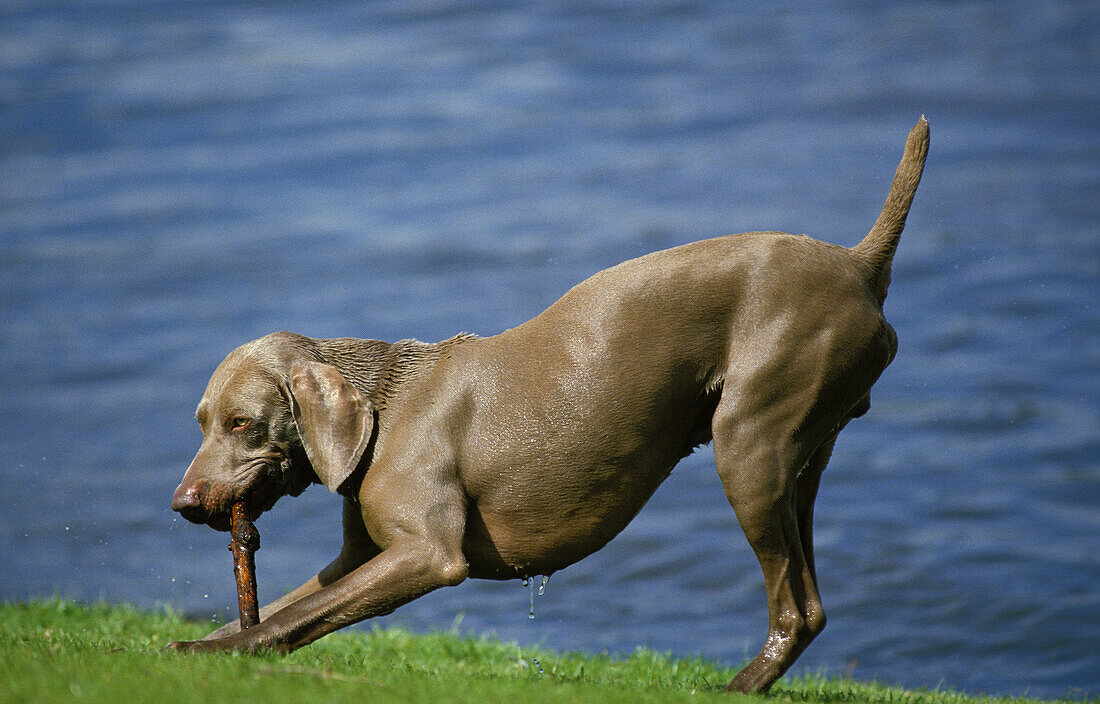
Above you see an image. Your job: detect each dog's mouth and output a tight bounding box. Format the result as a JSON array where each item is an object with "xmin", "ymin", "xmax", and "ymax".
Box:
[
  {"xmin": 173, "ymin": 488, "xmax": 239, "ymax": 531},
  {"xmin": 172, "ymin": 471, "xmax": 289, "ymax": 531},
  {"xmin": 206, "ymin": 511, "xmax": 232, "ymax": 532},
  {"xmin": 172, "ymin": 479, "xmax": 269, "ymax": 531},
  {"xmin": 173, "ymin": 446, "xmax": 310, "ymax": 530},
  {"xmin": 176, "ymin": 493, "xmax": 271, "ymax": 531}
]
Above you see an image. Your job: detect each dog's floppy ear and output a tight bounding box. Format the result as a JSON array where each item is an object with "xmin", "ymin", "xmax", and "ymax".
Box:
[{"xmin": 287, "ymin": 362, "xmax": 374, "ymax": 494}]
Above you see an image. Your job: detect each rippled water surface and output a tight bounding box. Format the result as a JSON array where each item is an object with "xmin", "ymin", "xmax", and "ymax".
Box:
[{"xmin": 1, "ymin": 2, "xmax": 1097, "ymax": 698}]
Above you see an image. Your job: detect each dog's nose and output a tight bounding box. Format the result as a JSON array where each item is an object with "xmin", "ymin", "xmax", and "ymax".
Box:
[{"xmin": 171, "ymin": 484, "xmax": 203, "ymax": 513}]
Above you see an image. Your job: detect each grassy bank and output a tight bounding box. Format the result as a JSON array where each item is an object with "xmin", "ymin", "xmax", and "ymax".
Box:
[{"xmin": 0, "ymin": 599, "xmax": 1084, "ymax": 704}]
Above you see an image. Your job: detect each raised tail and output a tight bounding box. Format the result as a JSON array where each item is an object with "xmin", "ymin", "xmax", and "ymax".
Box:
[{"xmin": 851, "ymin": 116, "xmax": 930, "ymax": 304}]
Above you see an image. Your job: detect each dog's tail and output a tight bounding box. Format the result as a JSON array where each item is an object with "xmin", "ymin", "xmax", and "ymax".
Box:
[{"xmin": 851, "ymin": 116, "xmax": 930, "ymax": 305}]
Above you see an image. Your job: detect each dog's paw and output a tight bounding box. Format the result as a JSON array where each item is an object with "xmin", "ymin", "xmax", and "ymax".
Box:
[
  {"xmin": 166, "ymin": 639, "xmax": 218, "ymax": 653},
  {"xmin": 166, "ymin": 634, "xmax": 249, "ymax": 654},
  {"xmin": 167, "ymin": 630, "xmax": 276, "ymax": 655}
]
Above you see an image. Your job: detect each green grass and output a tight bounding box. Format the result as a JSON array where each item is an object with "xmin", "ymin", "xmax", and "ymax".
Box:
[{"xmin": 0, "ymin": 599, "xmax": 1088, "ymax": 704}]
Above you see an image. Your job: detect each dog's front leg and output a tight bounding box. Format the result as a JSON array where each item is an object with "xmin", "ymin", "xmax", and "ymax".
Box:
[
  {"xmin": 168, "ymin": 536, "xmax": 468, "ymax": 654},
  {"xmin": 198, "ymin": 550, "xmax": 369, "ymax": 641},
  {"xmin": 201, "ymin": 498, "xmax": 381, "ymax": 640}
]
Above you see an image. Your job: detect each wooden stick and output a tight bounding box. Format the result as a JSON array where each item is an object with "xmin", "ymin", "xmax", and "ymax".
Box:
[{"xmin": 228, "ymin": 500, "xmax": 261, "ymax": 629}]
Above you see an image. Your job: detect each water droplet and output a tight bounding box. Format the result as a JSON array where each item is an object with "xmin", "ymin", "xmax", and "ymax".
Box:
[
  {"xmin": 522, "ymin": 574, "xmax": 551, "ymax": 619},
  {"xmin": 531, "ymin": 657, "xmax": 544, "ymax": 676}
]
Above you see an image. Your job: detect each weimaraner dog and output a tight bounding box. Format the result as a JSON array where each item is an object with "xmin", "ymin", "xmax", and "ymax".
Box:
[{"xmin": 170, "ymin": 118, "xmax": 929, "ymax": 693}]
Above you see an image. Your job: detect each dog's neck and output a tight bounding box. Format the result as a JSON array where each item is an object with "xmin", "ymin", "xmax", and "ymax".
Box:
[
  {"xmin": 312, "ymin": 334, "xmax": 474, "ymax": 498},
  {"xmin": 317, "ymin": 334, "xmax": 475, "ymax": 410}
]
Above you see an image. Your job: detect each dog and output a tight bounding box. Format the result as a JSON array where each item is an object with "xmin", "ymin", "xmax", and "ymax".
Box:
[{"xmin": 169, "ymin": 118, "xmax": 928, "ymax": 693}]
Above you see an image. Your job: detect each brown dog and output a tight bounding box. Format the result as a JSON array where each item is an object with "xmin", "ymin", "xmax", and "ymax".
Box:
[{"xmin": 170, "ymin": 118, "xmax": 929, "ymax": 693}]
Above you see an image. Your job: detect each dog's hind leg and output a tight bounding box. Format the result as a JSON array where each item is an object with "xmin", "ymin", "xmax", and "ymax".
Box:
[
  {"xmin": 710, "ymin": 387, "xmax": 841, "ymax": 693},
  {"xmin": 792, "ymin": 434, "xmax": 837, "ymax": 590}
]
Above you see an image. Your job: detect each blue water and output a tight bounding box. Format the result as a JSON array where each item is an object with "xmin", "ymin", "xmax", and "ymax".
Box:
[{"xmin": 1, "ymin": 1, "xmax": 1097, "ymax": 698}]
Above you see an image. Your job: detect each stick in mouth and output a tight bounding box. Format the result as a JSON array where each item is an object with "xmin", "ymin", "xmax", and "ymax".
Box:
[{"xmin": 228, "ymin": 500, "xmax": 261, "ymax": 628}]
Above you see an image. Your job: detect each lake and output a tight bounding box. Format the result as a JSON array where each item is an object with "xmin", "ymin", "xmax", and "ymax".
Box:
[{"xmin": 1, "ymin": 1, "xmax": 1096, "ymax": 698}]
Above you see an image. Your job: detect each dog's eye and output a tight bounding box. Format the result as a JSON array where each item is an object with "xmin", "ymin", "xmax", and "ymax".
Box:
[{"xmin": 230, "ymin": 417, "xmax": 252, "ymax": 431}]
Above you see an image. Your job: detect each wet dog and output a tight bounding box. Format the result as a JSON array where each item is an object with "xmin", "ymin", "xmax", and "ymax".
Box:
[{"xmin": 170, "ymin": 118, "xmax": 928, "ymax": 693}]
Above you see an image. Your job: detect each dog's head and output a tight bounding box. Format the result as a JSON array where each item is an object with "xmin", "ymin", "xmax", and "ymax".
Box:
[{"xmin": 171, "ymin": 332, "xmax": 375, "ymax": 530}]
